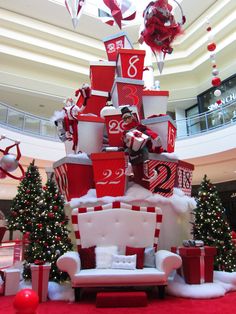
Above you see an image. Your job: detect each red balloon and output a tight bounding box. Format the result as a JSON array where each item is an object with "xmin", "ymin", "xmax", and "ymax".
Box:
[
  {"xmin": 13, "ymin": 289, "xmax": 39, "ymax": 314},
  {"xmin": 212, "ymin": 77, "xmax": 221, "ymax": 87},
  {"xmin": 207, "ymin": 42, "xmax": 216, "ymax": 51}
]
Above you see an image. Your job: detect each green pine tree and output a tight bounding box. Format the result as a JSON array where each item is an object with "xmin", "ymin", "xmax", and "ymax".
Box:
[
  {"xmin": 23, "ymin": 175, "xmax": 73, "ymax": 282},
  {"xmin": 7, "ymin": 160, "xmax": 43, "ymax": 234},
  {"xmin": 192, "ymin": 174, "xmax": 236, "ymax": 272}
]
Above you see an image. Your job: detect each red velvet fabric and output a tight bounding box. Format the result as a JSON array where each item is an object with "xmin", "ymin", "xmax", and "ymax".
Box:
[
  {"xmin": 78, "ymin": 246, "xmax": 96, "ymax": 269},
  {"xmin": 125, "ymin": 246, "xmax": 145, "ymax": 269},
  {"xmin": 96, "ymin": 291, "xmax": 147, "ymax": 307}
]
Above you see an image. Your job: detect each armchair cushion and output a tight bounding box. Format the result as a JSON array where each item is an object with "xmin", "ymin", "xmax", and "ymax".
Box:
[
  {"xmin": 78, "ymin": 246, "xmax": 96, "ymax": 269},
  {"xmin": 95, "ymin": 246, "xmax": 118, "ymax": 269},
  {"xmin": 126, "ymin": 246, "xmax": 145, "ymax": 269},
  {"xmin": 111, "ymin": 254, "xmax": 137, "ymax": 270}
]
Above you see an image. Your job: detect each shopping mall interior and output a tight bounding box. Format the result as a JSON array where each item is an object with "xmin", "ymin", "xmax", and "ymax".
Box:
[{"xmin": 0, "ymin": 0, "xmax": 236, "ymax": 229}]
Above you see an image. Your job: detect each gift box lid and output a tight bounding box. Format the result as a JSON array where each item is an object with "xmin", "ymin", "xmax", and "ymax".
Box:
[
  {"xmin": 103, "ymin": 31, "xmax": 133, "ymax": 48},
  {"xmin": 91, "ymin": 151, "xmax": 125, "ymax": 161},
  {"xmin": 53, "ymin": 156, "xmax": 92, "ymax": 168},
  {"xmin": 177, "ymin": 160, "xmax": 195, "ymax": 171},
  {"xmin": 142, "ymin": 90, "xmax": 169, "ymax": 97},
  {"xmin": 141, "ymin": 115, "xmax": 176, "ymax": 128},
  {"xmin": 77, "ymin": 115, "xmax": 105, "ymax": 123},
  {"xmin": 117, "ymin": 48, "xmax": 146, "ymax": 56},
  {"xmin": 177, "ymin": 246, "xmax": 217, "ymax": 257},
  {"xmin": 89, "ymin": 61, "xmax": 116, "ymax": 67},
  {"xmin": 112, "ymin": 77, "xmax": 144, "ymax": 86},
  {"xmin": 90, "ymin": 90, "xmax": 109, "ymax": 97},
  {"xmin": 147, "ymin": 153, "xmax": 178, "ymax": 163}
]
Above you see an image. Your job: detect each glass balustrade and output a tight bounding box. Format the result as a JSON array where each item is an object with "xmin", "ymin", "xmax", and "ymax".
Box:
[{"xmin": 0, "ymin": 101, "xmax": 236, "ymax": 140}]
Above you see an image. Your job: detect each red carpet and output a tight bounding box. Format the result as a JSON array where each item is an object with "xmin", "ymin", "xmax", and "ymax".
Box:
[{"xmin": 0, "ymin": 290, "xmax": 236, "ymax": 314}]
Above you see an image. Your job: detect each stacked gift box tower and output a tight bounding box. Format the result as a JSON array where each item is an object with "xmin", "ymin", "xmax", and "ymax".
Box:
[{"xmin": 53, "ymin": 31, "xmax": 195, "ymax": 201}]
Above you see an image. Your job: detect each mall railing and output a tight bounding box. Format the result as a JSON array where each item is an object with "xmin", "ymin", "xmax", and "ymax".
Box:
[{"xmin": 0, "ymin": 101, "xmax": 236, "ymax": 140}]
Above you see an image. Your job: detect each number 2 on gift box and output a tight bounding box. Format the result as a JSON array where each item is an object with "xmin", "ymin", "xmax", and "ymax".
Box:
[
  {"xmin": 97, "ymin": 168, "xmax": 124, "ymax": 185},
  {"xmin": 153, "ymin": 163, "xmax": 172, "ymax": 194},
  {"xmin": 109, "ymin": 119, "xmax": 125, "ymax": 134}
]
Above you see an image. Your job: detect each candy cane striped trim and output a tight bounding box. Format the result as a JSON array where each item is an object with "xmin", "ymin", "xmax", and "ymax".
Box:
[
  {"xmin": 71, "ymin": 202, "xmax": 162, "ymax": 251},
  {"xmin": 54, "ymin": 164, "xmax": 69, "ymax": 201}
]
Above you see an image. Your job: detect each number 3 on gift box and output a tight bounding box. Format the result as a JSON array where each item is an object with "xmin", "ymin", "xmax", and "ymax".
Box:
[
  {"xmin": 153, "ymin": 163, "xmax": 172, "ymax": 194},
  {"xmin": 122, "ymin": 85, "xmax": 139, "ymax": 105}
]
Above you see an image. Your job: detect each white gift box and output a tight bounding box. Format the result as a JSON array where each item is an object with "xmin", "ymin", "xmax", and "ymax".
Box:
[
  {"xmin": 30, "ymin": 263, "xmax": 51, "ymax": 302},
  {"xmin": 3, "ymin": 268, "xmax": 20, "ymax": 296},
  {"xmin": 124, "ymin": 129, "xmax": 149, "ymax": 152},
  {"xmin": 142, "ymin": 90, "xmax": 169, "ymax": 118}
]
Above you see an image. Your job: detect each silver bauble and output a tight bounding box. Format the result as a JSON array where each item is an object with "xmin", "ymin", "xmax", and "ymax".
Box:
[
  {"xmin": 212, "ymin": 69, "xmax": 219, "ymax": 76},
  {"xmin": 0, "ymin": 154, "xmax": 18, "ymax": 172}
]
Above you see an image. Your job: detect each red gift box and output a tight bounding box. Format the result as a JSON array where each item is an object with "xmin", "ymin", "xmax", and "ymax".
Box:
[
  {"xmin": 90, "ymin": 61, "xmax": 116, "ymax": 92},
  {"xmin": 171, "ymin": 246, "xmax": 217, "ymax": 284},
  {"xmin": 81, "ymin": 89, "xmax": 109, "ymax": 117},
  {"xmin": 142, "ymin": 90, "xmax": 169, "ymax": 118},
  {"xmin": 91, "ymin": 152, "xmax": 127, "ymax": 198},
  {"xmin": 116, "ymin": 49, "xmax": 146, "ymax": 80},
  {"xmin": 53, "ymin": 156, "xmax": 94, "ymax": 201},
  {"xmin": 102, "ymin": 106, "xmax": 139, "ymax": 147},
  {"xmin": 77, "ymin": 115, "xmax": 105, "ymax": 154},
  {"xmin": 111, "ymin": 77, "xmax": 144, "ymax": 119},
  {"xmin": 103, "ymin": 31, "xmax": 133, "ymax": 61},
  {"xmin": 132, "ymin": 153, "xmax": 177, "ymax": 197},
  {"xmin": 142, "ymin": 115, "xmax": 177, "ymax": 153},
  {"xmin": 174, "ymin": 160, "xmax": 195, "ymax": 196},
  {"xmin": 30, "ymin": 263, "xmax": 51, "ymax": 302}
]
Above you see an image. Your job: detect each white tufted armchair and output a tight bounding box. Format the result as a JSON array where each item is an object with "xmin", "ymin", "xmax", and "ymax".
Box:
[{"xmin": 57, "ymin": 202, "xmax": 182, "ymax": 301}]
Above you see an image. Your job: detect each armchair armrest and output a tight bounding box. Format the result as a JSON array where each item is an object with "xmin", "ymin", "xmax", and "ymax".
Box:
[
  {"xmin": 155, "ymin": 250, "xmax": 182, "ymax": 276},
  {"xmin": 57, "ymin": 251, "xmax": 81, "ymax": 279}
]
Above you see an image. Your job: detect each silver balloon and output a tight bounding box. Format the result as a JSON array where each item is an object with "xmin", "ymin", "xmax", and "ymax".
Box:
[
  {"xmin": 214, "ymin": 89, "xmax": 221, "ymax": 97},
  {"xmin": 0, "ymin": 154, "xmax": 18, "ymax": 172},
  {"xmin": 212, "ymin": 69, "xmax": 219, "ymax": 76}
]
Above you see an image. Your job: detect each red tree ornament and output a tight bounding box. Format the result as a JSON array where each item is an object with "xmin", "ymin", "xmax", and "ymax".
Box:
[
  {"xmin": 207, "ymin": 42, "xmax": 216, "ymax": 51},
  {"xmin": 212, "ymin": 77, "xmax": 221, "ymax": 87}
]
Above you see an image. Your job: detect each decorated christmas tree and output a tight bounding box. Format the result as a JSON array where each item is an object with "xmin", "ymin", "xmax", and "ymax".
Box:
[
  {"xmin": 8, "ymin": 160, "xmax": 43, "ymax": 234},
  {"xmin": 192, "ymin": 174, "xmax": 236, "ymax": 272},
  {"xmin": 23, "ymin": 175, "xmax": 73, "ymax": 282}
]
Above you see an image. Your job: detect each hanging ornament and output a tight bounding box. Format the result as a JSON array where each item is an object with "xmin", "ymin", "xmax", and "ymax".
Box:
[
  {"xmin": 211, "ymin": 77, "xmax": 221, "ymax": 87},
  {"xmin": 213, "ymin": 88, "xmax": 221, "ymax": 97},
  {"xmin": 65, "ymin": 0, "xmax": 86, "ymax": 29},
  {"xmin": 207, "ymin": 42, "xmax": 216, "ymax": 51},
  {"xmin": 98, "ymin": 0, "xmax": 136, "ymax": 29},
  {"xmin": 139, "ymin": 0, "xmax": 186, "ymax": 74}
]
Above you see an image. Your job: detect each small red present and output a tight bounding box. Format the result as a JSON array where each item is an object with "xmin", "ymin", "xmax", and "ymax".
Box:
[
  {"xmin": 89, "ymin": 61, "xmax": 116, "ymax": 93},
  {"xmin": 103, "ymin": 31, "xmax": 133, "ymax": 61},
  {"xmin": 30, "ymin": 263, "xmax": 51, "ymax": 302},
  {"xmin": 174, "ymin": 160, "xmax": 195, "ymax": 196},
  {"xmin": 133, "ymin": 153, "xmax": 177, "ymax": 197},
  {"xmin": 124, "ymin": 130, "xmax": 149, "ymax": 152},
  {"xmin": 171, "ymin": 246, "xmax": 217, "ymax": 284},
  {"xmin": 116, "ymin": 49, "xmax": 146, "ymax": 80}
]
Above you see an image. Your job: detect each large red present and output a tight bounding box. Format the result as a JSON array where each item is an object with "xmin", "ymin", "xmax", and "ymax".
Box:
[
  {"xmin": 101, "ymin": 106, "xmax": 139, "ymax": 147},
  {"xmin": 30, "ymin": 263, "xmax": 51, "ymax": 302},
  {"xmin": 175, "ymin": 160, "xmax": 195, "ymax": 196},
  {"xmin": 91, "ymin": 152, "xmax": 127, "ymax": 198},
  {"xmin": 111, "ymin": 77, "xmax": 144, "ymax": 119},
  {"xmin": 142, "ymin": 115, "xmax": 176, "ymax": 153},
  {"xmin": 124, "ymin": 129, "xmax": 149, "ymax": 152},
  {"xmin": 171, "ymin": 246, "xmax": 217, "ymax": 284},
  {"xmin": 77, "ymin": 115, "xmax": 105, "ymax": 154},
  {"xmin": 142, "ymin": 90, "xmax": 169, "ymax": 118},
  {"xmin": 53, "ymin": 156, "xmax": 94, "ymax": 201},
  {"xmin": 81, "ymin": 89, "xmax": 109, "ymax": 117},
  {"xmin": 116, "ymin": 49, "xmax": 146, "ymax": 80},
  {"xmin": 103, "ymin": 31, "xmax": 133, "ymax": 61},
  {"xmin": 90, "ymin": 61, "xmax": 116, "ymax": 92},
  {"xmin": 132, "ymin": 153, "xmax": 177, "ymax": 197}
]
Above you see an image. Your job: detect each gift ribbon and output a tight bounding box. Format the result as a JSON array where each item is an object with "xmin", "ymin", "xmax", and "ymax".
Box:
[
  {"xmin": 199, "ymin": 247, "xmax": 205, "ymax": 284},
  {"xmin": 38, "ymin": 265, "xmax": 43, "ymax": 302}
]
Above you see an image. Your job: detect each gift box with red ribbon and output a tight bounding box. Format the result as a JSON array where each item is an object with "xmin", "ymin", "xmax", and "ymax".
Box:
[
  {"xmin": 53, "ymin": 156, "xmax": 94, "ymax": 201},
  {"xmin": 2, "ymin": 269, "xmax": 20, "ymax": 296},
  {"xmin": 142, "ymin": 115, "xmax": 176, "ymax": 153},
  {"xmin": 116, "ymin": 49, "xmax": 146, "ymax": 80},
  {"xmin": 30, "ymin": 263, "xmax": 51, "ymax": 302},
  {"xmin": 103, "ymin": 31, "xmax": 133, "ymax": 61},
  {"xmin": 132, "ymin": 153, "xmax": 177, "ymax": 197},
  {"xmin": 174, "ymin": 160, "xmax": 195, "ymax": 196},
  {"xmin": 171, "ymin": 246, "xmax": 217, "ymax": 284},
  {"xmin": 111, "ymin": 77, "xmax": 144, "ymax": 119},
  {"xmin": 89, "ymin": 61, "xmax": 116, "ymax": 93},
  {"xmin": 124, "ymin": 129, "xmax": 149, "ymax": 152},
  {"xmin": 142, "ymin": 90, "xmax": 169, "ymax": 118},
  {"xmin": 91, "ymin": 152, "xmax": 127, "ymax": 198}
]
